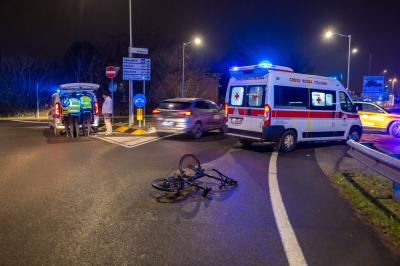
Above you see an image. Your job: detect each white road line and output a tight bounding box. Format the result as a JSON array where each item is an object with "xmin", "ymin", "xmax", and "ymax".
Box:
[
  {"xmin": 268, "ymin": 152, "xmax": 308, "ymax": 266},
  {"xmin": 92, "ymin": 133, "xmax": 177, "ymax": 149}
]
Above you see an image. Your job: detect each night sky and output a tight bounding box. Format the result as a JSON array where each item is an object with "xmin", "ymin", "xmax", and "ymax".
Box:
[{"xmin": 2, "ymin": 0, "xmax": 400, "ymax": 92}]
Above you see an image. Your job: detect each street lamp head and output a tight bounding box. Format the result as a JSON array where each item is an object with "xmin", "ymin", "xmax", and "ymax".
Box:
[
  {"xmin": 383, "ymin": 69, "xmax": 388, "ymax": 73},
  {"xmin": 325, "ymin": 31, "xmax": 333, "ymax": 39},
  {"xmin": 352, "ymin": 48, "xmax": 358, "ymax": 54},
  {"xmin": 394, "ymin": 78, "xmax": 397, "ymax": 82},
  {"xmin": 194, "ymin": 37, "xmax": 202, "ymax": 45}
]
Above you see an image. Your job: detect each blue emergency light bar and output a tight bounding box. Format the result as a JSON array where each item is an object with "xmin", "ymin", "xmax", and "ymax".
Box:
[{"xmin": 229, "ymin": 64, "xmax": 293, "ymax": 77}]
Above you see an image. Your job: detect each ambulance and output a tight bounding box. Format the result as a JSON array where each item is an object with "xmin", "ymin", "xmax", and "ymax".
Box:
[{"xmin": 224, "ymin": 63, "xmax": 362, "ymax": 152}]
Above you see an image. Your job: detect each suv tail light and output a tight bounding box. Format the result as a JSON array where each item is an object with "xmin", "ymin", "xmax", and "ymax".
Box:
[
  {"xmin": 152, "ymin": 109, "xmax": 161, "ymax": 114},
  {"xmin": 224, "ymin": 103, "xmax": 228, "ymax": 121},
  {"xmin": 264, "ymin": 104, "xmax": 271, "ymax": 126},
  {"xmin": 54, "ymin": 103, "xmax": 61, "ymax": 118},
  {"xmin": 177, "ymin": 111, "xmax": 192, "ymax": 116},
  {"xmin": 93, "ymin": 101, "xmax": 99, "ymax": 115}
]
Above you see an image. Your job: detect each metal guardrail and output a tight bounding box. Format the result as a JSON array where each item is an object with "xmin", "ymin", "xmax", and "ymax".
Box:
[{"xmin": 347, "ymin": 140, "xmax": 400, "ymax": 183}]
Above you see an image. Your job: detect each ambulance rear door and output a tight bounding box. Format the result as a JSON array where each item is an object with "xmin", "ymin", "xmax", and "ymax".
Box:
[{"xmin": 227, "ymin": 83, "xmax": 267, "ymax": 138}]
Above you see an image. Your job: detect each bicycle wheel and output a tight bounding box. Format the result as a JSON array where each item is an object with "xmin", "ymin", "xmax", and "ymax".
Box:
[
  {"xmin": 152, "ymin": 176, "xmax": 185, "ymax": 193},
  {"xmin": 179, "ymin": 154, "xmax": 201, "ymax": 177}
]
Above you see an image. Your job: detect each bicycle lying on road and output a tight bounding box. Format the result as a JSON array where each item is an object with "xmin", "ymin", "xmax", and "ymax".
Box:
[{"xmin": 152, "ymin": 154, "xmax": 238, "ymax": 197}]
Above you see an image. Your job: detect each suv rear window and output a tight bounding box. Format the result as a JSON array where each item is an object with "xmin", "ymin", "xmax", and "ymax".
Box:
[{"xmin": 159, "ymin": 101, "xmax": 192, "ymax": 110}]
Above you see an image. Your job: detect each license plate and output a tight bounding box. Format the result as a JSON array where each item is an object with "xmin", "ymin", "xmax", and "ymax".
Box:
[
  {"xmin": 161, "ymin": 121, "xmax": 174, "ymax": 127},
  {"xmin": 230, "ymin": 117, "xmax": 242, "ymax": 125}
]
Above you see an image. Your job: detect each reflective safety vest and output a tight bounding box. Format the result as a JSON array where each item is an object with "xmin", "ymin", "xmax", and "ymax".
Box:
[
  {"xmin": 80, "ymin": 95, "xmax": 92, "ymax": 112},
  {"xmin": 66, "ymin": 98, "xmax": 81, "ymax": 114}
]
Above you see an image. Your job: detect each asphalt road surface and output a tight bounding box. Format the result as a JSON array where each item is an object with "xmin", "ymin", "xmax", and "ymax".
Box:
[{"xmin": 0, "ymin": 120, "xmax": 399, "ymax": 265}]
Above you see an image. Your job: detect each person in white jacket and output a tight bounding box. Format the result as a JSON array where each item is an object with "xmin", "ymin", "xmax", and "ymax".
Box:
[{"xmin": 102, "ymin": 92, "xmax": 113, "ymax": 135}]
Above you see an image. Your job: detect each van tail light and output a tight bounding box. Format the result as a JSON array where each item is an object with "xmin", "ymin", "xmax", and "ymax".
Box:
[
  {"xmin": 93, "ymin": 101, "xmax": 99, "ymax": 115},
  {"xmin": 264, "ymin": 104, "xmax": 271, "ymax": 126},
  {"xmin": 177, "ymin": 111, "xmax": 192, "ymax": 116},
  {"xmin": 224, "ymin": 103, "xmax": 228, "ymax": 121},
  {"xmin": 152, "ymin": 109, "xmax": 161, "ymax": 114},
  {"xmin": 54, "ymin": 103, "xmax": 61, "ymax": 118}
]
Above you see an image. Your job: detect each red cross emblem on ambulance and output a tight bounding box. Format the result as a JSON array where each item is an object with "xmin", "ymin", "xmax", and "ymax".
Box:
[
  {"xmin": 316, "ymin": 96, "xmax": 322, "ymax": 104},
  {"xmin": 234, "ymin": 92, "xmax": 240, "ymax": 100}
]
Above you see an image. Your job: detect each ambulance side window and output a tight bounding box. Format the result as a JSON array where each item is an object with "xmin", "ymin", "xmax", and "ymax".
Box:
[
  {"xmin": 274, "ymin": 85, "xmax": 308, "ymax": 109},
  {"xmin": 339, "ymin": 92, "xmax": 354, "ymax": 113},
  {"xmin": 310, "ymin": 90, "xmax": 336, "ymax": 110},
  {"xmin": 230, "ymin": 86, "xmax": 245, "ymax": 106}
]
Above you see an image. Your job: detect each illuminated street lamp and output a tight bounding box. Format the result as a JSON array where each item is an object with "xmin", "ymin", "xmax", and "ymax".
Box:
[
  {"xmin": 324, "ymin": 30, "xmax": 352, "ymax": 91},
  {"xmin": 352, "ymin": 48, "xmax": 358, "ymax": 54},
  {"xmin": 181, "ymin": 37, "xmax": 202, "ymax": 98}
]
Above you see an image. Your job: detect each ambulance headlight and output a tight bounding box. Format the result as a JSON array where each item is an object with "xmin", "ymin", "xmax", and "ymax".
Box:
[{"xmin": 232, "ymin": 66, "xmax": 239, "ymax": 71}]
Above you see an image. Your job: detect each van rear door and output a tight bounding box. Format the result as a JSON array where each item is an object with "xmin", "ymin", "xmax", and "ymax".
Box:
[{"xmin": 227, "ymin": 85, "xmax": 266, "ymax": 138}]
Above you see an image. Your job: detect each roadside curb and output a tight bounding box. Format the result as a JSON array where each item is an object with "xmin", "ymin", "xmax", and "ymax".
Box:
[{"xmin": 100, "ymin": 123, "xmax": 156, "ymax": 135}]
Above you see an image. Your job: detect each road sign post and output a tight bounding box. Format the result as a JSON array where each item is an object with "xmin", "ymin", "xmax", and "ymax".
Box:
[
  {"xmin": 106, "ymin": 66, "xmax": 117, "ymax": 123},
  {"xmin": 123, "ymin": 57, "xmax": 150, "ymax": 127},
  {"xmin": 133, "ymin": 93, "xmax": 146, "ymax": 128}
]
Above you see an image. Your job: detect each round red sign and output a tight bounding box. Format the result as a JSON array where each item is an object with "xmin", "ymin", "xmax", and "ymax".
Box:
[{"xmin": 106, "ymin": 66, "xmax": 116, "ymax": 79}]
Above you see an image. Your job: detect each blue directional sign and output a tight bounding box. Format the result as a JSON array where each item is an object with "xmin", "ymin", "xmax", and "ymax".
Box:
[
  {"xmin": 363, "ymin": 76, "xmax": 385, "ymax": 101},
  {"xmin": 123, "ymin": 57, "xmax": 151, "ymax": 81},
  {"xmin": 133, "ymin": 93, "xmax": 146, "ymax": 108}
]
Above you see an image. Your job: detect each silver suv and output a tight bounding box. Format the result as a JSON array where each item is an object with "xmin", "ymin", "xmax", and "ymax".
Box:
[{"xmin": 154, "ymin": 98, "xmax": 225, "ymax": 138}]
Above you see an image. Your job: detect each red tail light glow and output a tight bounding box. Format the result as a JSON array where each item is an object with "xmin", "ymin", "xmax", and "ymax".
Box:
[
  {"xmin": 178, "ymin": 111, "xmax": 192, "ymax": 116},
  {"xmin": 264, "ymin": 104, "xmax": 271, "ymax": 126},
  {"xmin": 93, "ymin": 101, "xmax": 99, "ymax": 115},
  {"xmin": 54, "ymin": 103, "xmax": 61, "ymax": 118},
  {"xmin": 224, "ymin": 103, "xmax": 228, "ymax": 121},
  {"xmin": 152, "ymin": 109, "xmax": 161, "ymax": 114}
]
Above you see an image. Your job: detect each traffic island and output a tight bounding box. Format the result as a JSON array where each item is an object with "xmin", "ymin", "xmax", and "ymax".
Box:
[
  {"xmin": 99, "ymin": 123, "xmax": 156, "ymax": 135},
  {"xmin": 331, "ymin": 172, "xmax": 400, "ymax": 254},
  {"xmin": 315, "ymin": 145, "xmax": 400, "ymax": 254}
]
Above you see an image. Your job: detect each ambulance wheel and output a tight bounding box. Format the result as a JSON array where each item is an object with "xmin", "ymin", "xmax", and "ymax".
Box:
[
  {"xmin": 277, "ymin": 130, "xmax": 297, "ymax": 152},
  {"xmin": 239, "ymin": 138, "xmax": 253, "ymax": 148},
  {"xmin": 389, "ymin": 121, "xmax": 400, "ymax": 138},
  {"xmin": 347, "ymin": 126, "xmax": 362, "ymax": 142}
]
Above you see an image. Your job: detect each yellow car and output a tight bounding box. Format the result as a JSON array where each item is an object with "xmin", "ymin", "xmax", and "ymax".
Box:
[{"xmin": 354, "ymin": 101, "xmax": 400, "ymax": 138}]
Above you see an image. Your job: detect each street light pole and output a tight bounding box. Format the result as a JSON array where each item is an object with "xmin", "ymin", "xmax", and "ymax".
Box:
[
  {"xmin": 324, "ymin": 31, "xmax": 352, "ymax": 91},
  {"xmin": 346, "ymin": 34, "xmax": 351, "ymax": 91},
  {"xmin": 181, "ymin": 42, "xmax": 187, "ymax": 98},
  {"xmin": 128, "ymin": 0, "xmax": 134, "ymax": 126},
  {"xmin": 180, "ymin": 37, "xmax": 202, "ymax": 98},
  {"xmin": 36, "ymin": 82, "xmax": 39, "ymax": 118}
]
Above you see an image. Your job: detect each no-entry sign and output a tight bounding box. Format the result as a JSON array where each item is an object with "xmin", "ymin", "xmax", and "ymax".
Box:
[{"xmin": 106, "ymin": 66, "xmax": 117, "ymax": 79}]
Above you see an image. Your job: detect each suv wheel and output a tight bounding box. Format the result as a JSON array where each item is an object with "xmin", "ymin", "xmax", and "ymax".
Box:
[
  {"xmin": 389, "ymin": 121, "xmax": 400, "ymax": 138},
  {"xmin": 348, "ymin": 126, "xmax": 362, "ymax": 142},
  {"xmin": 277, "ymin": 130, "xmax": 297, "ymax": 152},
  {"xmin": 191, "ymin": 122, "xmax": 203, "ymax": 139}
]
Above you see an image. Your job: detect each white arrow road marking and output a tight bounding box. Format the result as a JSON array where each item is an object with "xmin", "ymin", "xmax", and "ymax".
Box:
[
  {"xmin": 268, "ymin": 152, "xmax": 308, "ymax": 266},
  {"xmin": 92, "ymin": 133, "xmax": 177, "ymax": 149}
]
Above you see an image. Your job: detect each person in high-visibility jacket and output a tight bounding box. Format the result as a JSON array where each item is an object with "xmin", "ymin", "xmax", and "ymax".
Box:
[
  {"xmin": 64, "ymin": 93, "xmax": 81, "ymax": 138},
  {"xmin": 80, "ymin": 94, "xmax": 92, "ymax": 136}
]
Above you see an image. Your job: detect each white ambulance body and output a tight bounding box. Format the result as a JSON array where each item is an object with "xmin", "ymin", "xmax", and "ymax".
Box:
[{"xmin": 224, "ymin": 64, "xmax": 362, "ymax": 152}]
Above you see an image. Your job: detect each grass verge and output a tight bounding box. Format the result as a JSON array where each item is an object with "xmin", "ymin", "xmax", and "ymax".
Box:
[{"xmin": 331, "ymin": 172, "xmax": 400, "ymax": 253}]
